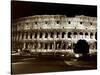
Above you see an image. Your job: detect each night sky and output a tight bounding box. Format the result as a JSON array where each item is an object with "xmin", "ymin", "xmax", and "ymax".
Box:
[{"xmin": 11, "ymin": 1, "xmax": 97, "ymax": 20}]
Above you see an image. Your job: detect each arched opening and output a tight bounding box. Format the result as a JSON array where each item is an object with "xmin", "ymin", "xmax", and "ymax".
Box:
[
  {"xmin": 50, "ymin": 43, "xmax": 53, "ymax": 49},
  {"xmin": 79, "ymin": 32, "xmax": 83, "ymax": 38},
  {"xmin": 62, "ymin": 32, "xmax": 66, "ymax": 38},
  {"xmin": 57, "ymin": 32, "xmax": 60, "ymax": 38},
  {"xmin": 45, "ymin": 43, "xmax": 48, "ymax": 49},
  {"xmin": 26, "ymin": 32, "xmax": 28, "ymax": 39},
  {"xmin": 68, "ymin": 32, "xmax": 72, "ymax": 38},
  {"xmin": 56, "ymin": 21, "xmax": 60, "ymax": 24},
  {"xmin": 25, "ymin": 43, "xmax": 28, "ymax": 49},
  {"xmin": 34, "ymin": 43, "xmax": 38, "ymax": 49},
  {"xmin": 40, "ymin": 32, "xmax": 42, "ymax": 38},
  {"xmin": 74, "ymin": 40, "xmax": 89, "ymax": 54},
  {"xmin": 55, "ymin": 41, "xmax": 61, "ymax": 50},
  {"xmin": 68, "ymin": 43, "xmax": 72, "ymax": 49},
  {"xmin": 68, "ymin": 21, "xmax": 71, "ymax": 24},
  {"xmin": 73, "ymin": 32, "xmax": 77, "ymax": 38},
  {"xmin": 50, "ymin": 32, "xmax": 54, "ymax": 38},
  {"xmin": 80, "ymin": 22, "xmax": 83, "ymax": 24},
  {"xmin": 30, "ymin": 33, "xmax": 32, "ymax": 39},
  {"xmin": 45, "ymin": 32, "xmax": 48, "ymax": 38},
  {"xmin": 22, "ymin": 33, "xmax": 24, "ymax": 39},
  {"xmin": 62, "ymin": 41, "xmax": 67, "ymax": 49},
  {"xmin": 28, "ymin": 42, "xmax": 33, "ymax": 49},
  {"xmin": 34, "ymin": 33, "xmax": 37, "ymax": 38},
  {"xmin": 79, "ymin": 32, "xmax": 83, "ymax": 35},
  {"xmin": 90, "ymin": 32, "xmax": 93, "ymax": 39},
  {"xmin": 85, "ymin": 32, "xmax": 88, "ymax": 38}
]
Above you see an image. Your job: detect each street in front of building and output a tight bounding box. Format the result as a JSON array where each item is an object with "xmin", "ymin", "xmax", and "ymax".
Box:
[{"xmin": 11, "ymin": 55, "xmax": 97, "ymax": 74}]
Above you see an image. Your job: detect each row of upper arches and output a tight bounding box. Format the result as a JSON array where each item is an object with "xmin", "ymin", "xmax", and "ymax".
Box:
[{"xmin": 13, "ymin": 31, "xmax": 97, "ymax": 40}]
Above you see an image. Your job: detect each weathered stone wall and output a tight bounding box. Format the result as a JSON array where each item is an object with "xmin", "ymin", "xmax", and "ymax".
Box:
[{"xmin": 12, "ymin": 15, "xmax": 97, "ymax": 54}]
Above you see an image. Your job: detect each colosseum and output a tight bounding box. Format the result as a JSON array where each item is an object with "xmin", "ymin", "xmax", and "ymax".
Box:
[{"xmin": 12, "ymin": 15, "xmax": 97, "ymax": 57}]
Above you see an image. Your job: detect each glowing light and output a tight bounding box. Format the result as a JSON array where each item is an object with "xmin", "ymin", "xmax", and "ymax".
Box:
[
  {"xmin": 61, "ymin": 54, "xmax": 64, "ymax": 57},
  {"xmin": 75, "ymin": 54, "xmax": 80, "ymax": 58}
]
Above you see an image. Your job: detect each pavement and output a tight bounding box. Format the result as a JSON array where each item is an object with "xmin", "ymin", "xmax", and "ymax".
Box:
[
  {"xmin": 11, "ymin": 55, "xmax": 97, "ymax": 74},
  {"xmin": 64, "ymin": 60, "xmax": 97, "ymax": 68},
  {"xmin": 12, "ymin": 58, "xmax": 68, "ymax": 74}
]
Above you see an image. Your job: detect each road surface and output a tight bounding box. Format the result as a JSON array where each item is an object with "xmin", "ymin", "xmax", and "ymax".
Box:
[{"xmin": 11, "ymin": 56, "xmax": 97, "ymax": 74}]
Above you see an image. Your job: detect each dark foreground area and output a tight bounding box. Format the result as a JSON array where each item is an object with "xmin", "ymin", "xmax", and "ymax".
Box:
[{"xmin": 11, "ymin": 55, "xmax": 97, "ymax": 74}]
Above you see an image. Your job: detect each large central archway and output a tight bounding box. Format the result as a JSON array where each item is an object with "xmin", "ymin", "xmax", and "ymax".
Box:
[{"xmin": 74, "ymin": 40, "xmax": 89, "ymax": 54}]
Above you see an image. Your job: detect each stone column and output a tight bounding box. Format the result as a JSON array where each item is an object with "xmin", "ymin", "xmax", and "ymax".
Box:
[
  {"xmin": 32, "ymin": 43, "xmax": 34, "ymax": 49},
  {"xmin": 43, "ymin": 32, "xmax": 45, "ymax": 39},
  {"xmin": 65, "ymin": 32, "xmax": 67, "ymax": 39},
  {"xmin": 71, "ymin": 32, "xmax": 73, "ymax": 39},
  {"xmin": 79, "ymin": 34, "xmax": 81, "ymax": 39},
  {"xmin": 46, "ymin": 43, "xmax": 48, "ymax": 51},
  {"xmin": 93, "ymin": 33, "xmax": 95, "ymax": 39},
  {"xmin": 40, "ymin": 43, "xmax": 42, "ymax": 51},
  {"xmin": 77, "ymin": 32, "xmax": 79, "ymax": 39},
  {"xmin": 28, "ymin": 33, "xmax": 30, "ymax": 40},
  {"xmin": 37, "ymin": 43, "xmax": 40, "ymax": 52},
  {"xmin": 42, "ymin": 42, "xmax": 45, "ymax": 49},
  {"xmin": 60, "ymin": 32, "xmax": 62, "ymax": 39},
  {"xmin": 83, "ymin": 32, "xmax": 85, "ymax": 39},
  {"xmin": 64, "ymin": 32, "xmax": 66, "ymax": 39},
  {"xmin": 23, "ymin": 42, "xmax": 26, "ymax": 50},
  {"xmin": 53, "ymin": 41, "xmax": 55, "ymax": 52},
  {"xmin": 85, "ymin": 33, "xmax": 88, "ymax": 39},
  {"xmin": 37, "ymin": 32, "xmax": 39, "ymax": 39},
  {"xmin": 38, "ymin": 42, "xmax": 41, "ymax": 49},
  {"xmin": 48, "ymin": 43, "xmax": 50, "ymax": 50},
  {"xmin": 88, "ymin": 32, "xmax": 90, "ymax": 40},
  {"xmin": 48, "ymin": 32, "xmax": 50, "ymax": 39},
  {"xmin": 30, "ymin": 43, "xmax": 33, "ymax": 52},
  {"xmin": 43, "ymin": 43, "xmax": 45, "ymax": 52},
  {"xmin": 54, "ymin": 32, "xmax": 56, "ymax": 40},
  {"xmin": 52, "ymin": 43, "xmax": 53, "ymax": 50},
  {"xmin": 35, "ymin": 43, "xmax": 37, "ymax": 52},
  {"xmin": 32, "ymin": 33, "xmax": 34, "ymax": 40},
  {"xmin": 24, "ymin": 33, "xmax": 26, "ymax": 40}
]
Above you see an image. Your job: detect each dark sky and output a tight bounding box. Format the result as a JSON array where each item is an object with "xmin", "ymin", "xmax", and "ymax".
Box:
[{"xmin": 11, "ymin": 1, "xmax": 97, "ymax": 20}]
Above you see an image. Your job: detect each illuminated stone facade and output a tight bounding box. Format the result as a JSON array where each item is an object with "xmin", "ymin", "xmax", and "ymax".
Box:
[{"xmin": 12, "ymin": 15, "xmax": 97, "ymax": 55}]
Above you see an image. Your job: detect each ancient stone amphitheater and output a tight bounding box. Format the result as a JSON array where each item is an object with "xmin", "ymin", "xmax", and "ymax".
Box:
[{"xmin": 12, "ymin": 15, "xmax": 97, "ymax": 56}]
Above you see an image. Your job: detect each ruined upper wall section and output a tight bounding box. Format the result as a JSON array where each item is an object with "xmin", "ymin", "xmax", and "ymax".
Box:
[{"xmin": 12, "ymin": 15, "xmax": 97, "ymax": 31}]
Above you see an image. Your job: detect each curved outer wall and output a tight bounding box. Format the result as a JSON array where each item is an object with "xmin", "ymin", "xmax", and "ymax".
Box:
[{"xmin": 12, "ymin": 15, "xmax": 97, "ymax": 55}]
